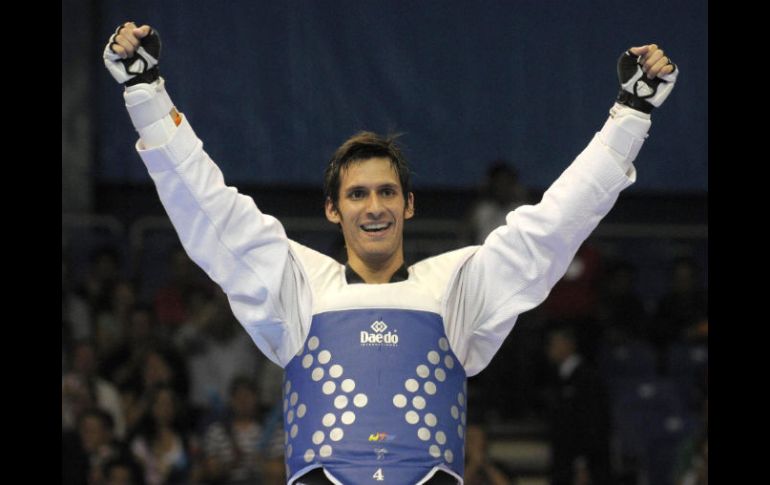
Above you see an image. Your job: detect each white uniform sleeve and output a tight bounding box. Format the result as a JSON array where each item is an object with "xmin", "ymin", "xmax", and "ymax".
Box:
[
  {"xmin": 126, "ymin": 81, "xmax": 312, "ymax": 367},
  {"xmin": 444, "ymin": 109, "xmax": 651, "ymax": 376}
]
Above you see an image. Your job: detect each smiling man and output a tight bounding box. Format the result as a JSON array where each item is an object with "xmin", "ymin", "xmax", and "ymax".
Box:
[
  {"xmin": 323, "ymin": 135, "xmax": 415, "ymax": 284},
  {"xmin": 104, "ymin": 21, "xmax": 678, "ymax": 485}
]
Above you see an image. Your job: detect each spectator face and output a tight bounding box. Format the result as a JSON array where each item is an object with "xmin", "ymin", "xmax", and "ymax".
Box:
[
  {"xmin": 79, "ymin": 414, "xmax": 110, "ymax": 453},
  {"xmin": 231, "ymin": 385, "xmax": 259, "ymax": 419},
  {"xmin": 151, "ymin": 388, "xmax": 176, "ymax": 425},
  {"xmin": 547, "ymin": 332, "xmax": 575, "ymax": 365}
]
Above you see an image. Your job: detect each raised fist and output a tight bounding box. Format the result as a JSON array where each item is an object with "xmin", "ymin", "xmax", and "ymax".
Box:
[
  {"xmin": 103, "ymin": 22, "xmax": 161, "ymax": 86},
  {"xmin": 616, "ymin": 44, "xmax": 678, "ymax": 113}
]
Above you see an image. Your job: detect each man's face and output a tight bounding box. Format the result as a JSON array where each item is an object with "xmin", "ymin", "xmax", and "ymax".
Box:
[{"xmin": 325, "ymin": 157, "xmax": 414, "ymax": 269}]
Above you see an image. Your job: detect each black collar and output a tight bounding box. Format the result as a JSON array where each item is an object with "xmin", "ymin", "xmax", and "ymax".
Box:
[{"xmin": 345, "ymin": 262, "xmax": 410, "ymax": 284}]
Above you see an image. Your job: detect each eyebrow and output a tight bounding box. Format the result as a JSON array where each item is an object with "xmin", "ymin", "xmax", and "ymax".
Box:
[{"xmin": 345, "ymin": 183, "xmax": 400, "ymax": 192}]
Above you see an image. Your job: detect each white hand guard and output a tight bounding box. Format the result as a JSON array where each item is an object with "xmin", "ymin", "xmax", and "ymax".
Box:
[
  {"xmin": 103, "ymin": 24, "xmax": 161, "ymax": 86},
  {"xmin": 616, "ymin": 50, "xmax": 678, "ymax": 113}
]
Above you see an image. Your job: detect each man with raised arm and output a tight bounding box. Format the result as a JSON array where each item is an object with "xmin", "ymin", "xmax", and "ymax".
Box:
[{"xmin": 104, "ymin": 22, "xmax": 677, "ymax": 485}]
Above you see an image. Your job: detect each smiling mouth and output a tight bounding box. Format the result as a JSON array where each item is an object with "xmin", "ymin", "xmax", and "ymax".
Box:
[{"xmin": 360, "ymin": 222, "xmax": 392, "ymax": 233}]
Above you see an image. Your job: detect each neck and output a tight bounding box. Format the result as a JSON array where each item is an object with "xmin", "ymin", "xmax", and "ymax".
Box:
[{"xmin": 347, "ymin": 253, "xmax": 404, "ymax": 284}]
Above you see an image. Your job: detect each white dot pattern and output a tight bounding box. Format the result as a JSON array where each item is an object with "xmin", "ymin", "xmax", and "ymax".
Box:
[
  {"xmin": 302, "ymin": 354, "xmax": 313, "ymax": 368},
  {"xmin": 458, "ymin": 425, "xmax": 464, "ymax": 438},
  {"xmin": 427, "ymin": 351, "xmax": 440, "ymax": 365},
  {"xmin": 290, "ymin": 424, "xmax": 298, "ymax": 438},
  {"xmin": 418, "ymin": 427, "xmax": 431, "ymax": 441},
  {"xmin": 451, "ymin": 406, "xmax": 459, "ymax": 419},
  {"xmin": 445, "ymin": 449, "xmax": 454, "ymax": 463},
  {"xmin": 318, "ymin": 350, "xmax": 331, "ymax": 364},
  {"xmin": 444, "ymin": 355, "xmax": 455, "ymax": 369},
  {"xmin": 405, "ymin": 379, "xmax": 419, "ymax": 392},
  {"xmin": 285, "ymin": 381, "xmax": 291, "ymax": 394},
  {"xmin": 312, "ymin": 431, "xmax": 325, "ymax": 445},
  {"xmin": 341, "ymin": 379, "xmax": 355, "ymax": 393},
  {"xmin": 297, "ymin": 404, "xmax": 307, "ymax": 418},
  {"xmin": 319, "ymin": 445, "xmax": 332, "ymax": 458},
  {"xmin": 334, "ymin": 395, "xmax": 348, "ymax": 409},
  {"xmin": 424, "ymin": 381, "xmax": 437, "ymax": 395},
  {"xmin": 304, "ymin": 449, "xmax": 315, "ymax": 462},
  {"xmin": 311, "ymin": 368, "xmax": 324, "ymax": 381},
  {"xmin": 439, "ymin": 338, "xmax": 449, "ymax": 351},
  {"xmin": 429, "ymin": 445, "xmax": 441, "ymax": 458},
  {"xmin": 287, "ymin": 410, "xmax": 294, "ymax": 424},
  {"xmin": 329, "ymin": 364, "xmax": 343, "ymax": 378},
  {"xmin": 330, "ymin": 428, "xmax": 344, "ymax": 441},
  {"xmin": 405, "ymin": 411, "xmax": 419, "ymax": 424},
  {"xmin": 322, "ymin": 413, "xmax": 336, "ymax": 427},
  {"xmin": 393, "ymin": 394, "xmax": 407, "ymax": 408},
  {"xmin": 434, "ymin": 368, "xmax": 446, "ymax": 382},
  {"xmin": 424, "ymin": 413, "xmax": 437, "ymax": 427},
  {"xmin": 457, "ymin": 392, "xmax": 465, "ymax": 406},
  {"xmin": 353, "ymin": 393, "xmax": 368, "ymax": 408},
  {"xmin": 436, "ymin": 431, "xmax": 446, "ymax": 445},
  {"xmin": 308, "ymin": 336, "xmax": 320, "ymax": 351},
  {"xmin": 290, "ymin": 392, "xmax": 299, "ymax": 406},
  {"xmin": 287, "ymin": 444, "xmax": 293, "ymax": 457},
  {"xmin": 322, "ymin": 381, "xmax": 336, "ymax": 395},
  {"xmin": 416, "ymin": 365, "xmax": 430, "ymax": 378},
  {"xmin": 412, "ymin": 396, "xmax": 426, "ymax": 410},
  {"xmin": 341, "ymin": 411, "xmax": 356, "ymax": 425}
]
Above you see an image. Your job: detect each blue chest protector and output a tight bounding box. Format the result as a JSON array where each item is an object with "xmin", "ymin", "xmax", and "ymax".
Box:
[{"xmin": 283, "ymin": 308, "xmax": 468, "ymax": 484}]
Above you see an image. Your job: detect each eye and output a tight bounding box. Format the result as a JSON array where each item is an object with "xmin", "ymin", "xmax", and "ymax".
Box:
[
  {"xmin": 348, "ymin": 189, "xmax": 366, "ymax": 200},
  {"xmin": 380, "ymin": 187, "xmax": 397, "ymax": 197}
]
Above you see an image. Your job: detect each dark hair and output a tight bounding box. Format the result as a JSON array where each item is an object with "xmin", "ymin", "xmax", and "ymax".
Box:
[
  {"xmin": 229, "ymin": 374, "xmax": 259, "ymax": 397},
  {"xmin": 324, "ymin": 131, "xmax": 412, "ymax": 209},
  {"xmin": 78, "ymin": 407, "xmax": 115, "ymax": 432}
]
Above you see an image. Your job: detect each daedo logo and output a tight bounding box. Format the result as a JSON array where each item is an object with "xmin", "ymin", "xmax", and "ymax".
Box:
[
  {"xmin": 368, "ymin": 432, "xmax": 396, "ymax": 442},
  {"xmin": 361, "ymin": 320, "xmax": 399, "ymax": 347}
]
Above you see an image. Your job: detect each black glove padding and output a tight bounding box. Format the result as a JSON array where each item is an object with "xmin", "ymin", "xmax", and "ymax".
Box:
[{"xmin": 616, "ymin": 50, "xmax": 678, "ymax": 113}]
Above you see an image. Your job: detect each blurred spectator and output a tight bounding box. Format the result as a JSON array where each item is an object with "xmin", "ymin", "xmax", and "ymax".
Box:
[
  {"xmin": 63, "ymin": 339, "xmax": 126, "ymax": 438},
  {"xmin": 94, "ymin": 280, "xmax": 137, "ymax": 363},
  {"xmin": 80, "ymin": 245, "xmax": 122, "ymax": 315},
  {"xmin": 101, "ymin": 305, "xmax": 158, "ymax": 386},
  {"xmin": 541, "ymin": 244, "xmax": 604, "ymax": 362},
  {"xmin": 675, "ymin": 392, "xmax": 708, "ymax": 485},
  {"xmin": 154, "ymin": 246, "xmax": 209, "ymax": 330},
  {"xmin": 652, "ymin": 257, "xmax": 708, "ymax": 373},
  {"xmin": 545, "ymin": 326, "xmax": 611, "ymax": 485},
  {"xmin": 464, "ymin": 424, "xmax": 511, "ymax": 485},
  {"xmin": 63, "ymin": 408, "xmax": 130, "ymax": 485},
  {"xmin": 103, "ymin": 456, "xmax": 147, "ymax": 485},
  {"xmin": 120, "ymin": 345, "xmax": 190, "ymax": 433},
  {"xmin": 174, "ymin": 287, "xmax": 261, "ymax": 419},
  {"xmin": 63, "ymin": 256, "xmax": 93, "ymax": 343},
  {"xmin": 597, "ymin": 260, "xmax": 650, "ymax": 344},
  {"xmin": 466, "ymin": 160, "xmax": 530, "ymax": 244},
  {"xmin": 200, "ymin": 375, "xmax": 285, "ymax": 484},
  {"xmin": 128, "ymin": 384, "xmax": 200, "ymax": 485}
]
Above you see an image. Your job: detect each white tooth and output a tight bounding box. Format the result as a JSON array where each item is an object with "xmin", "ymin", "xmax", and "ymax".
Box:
[{"xmin": 363, "ymin": 223, "xmax": 388, "ymax": 230}]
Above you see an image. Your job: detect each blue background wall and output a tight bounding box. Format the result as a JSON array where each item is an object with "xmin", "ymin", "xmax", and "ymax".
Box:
[{"xmin": 95, "ymin": 0, "xmax": 707, "ymax": 192}]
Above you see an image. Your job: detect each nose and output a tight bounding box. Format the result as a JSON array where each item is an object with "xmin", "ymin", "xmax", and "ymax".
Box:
[{"xmin": 366, "ymin": 193, "xmax": 385, "ymax": 217}]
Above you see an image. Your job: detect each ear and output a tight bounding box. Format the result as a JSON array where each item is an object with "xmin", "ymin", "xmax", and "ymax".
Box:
[
  {"xmin": 325, "ymin": 198, "xmax": 341, "ymax": 224},
  {"xmin": 404, "ymin": 192, "xmax": 415, "ymax": 220}
]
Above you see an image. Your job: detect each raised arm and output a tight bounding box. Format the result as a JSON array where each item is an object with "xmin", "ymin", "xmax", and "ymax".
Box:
[
  {"xmin": 102, "ymin": 22, "xmax": 312, "ymax": 366},
  {"xmin": 445, "ymin": 44, "xmax": 678, "ymax": 375}
]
